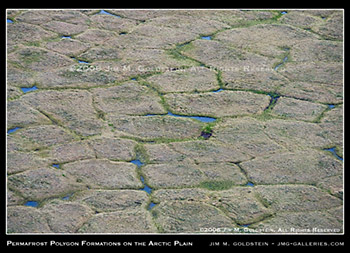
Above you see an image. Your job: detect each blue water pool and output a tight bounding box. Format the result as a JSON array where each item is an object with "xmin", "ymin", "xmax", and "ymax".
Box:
[
  {"xmin": 274, "ymin": 56, "xmax": 288, "ymax": 71},
  {"xmin": 7, "ymin": 19, "xmax": 14, "ymax": 23},
  {"xmin": 264, "ymin": 93, "xmax": 280, "ymax": 111},
  {"xmin": 140, "ymin": 176, "xmax": 152, "ymax": 194},
  {"xmin": 70, "ymin": 57, "xmax": 89, "ymax": 64},
  {"xmin": 62, "ymin": 193, "xmax": 72, "ymax": 200},
  {"xmin": 167, "ymin": 112, "xmax": 216, "ymax": 123},
  {"xmin": 62, "ymin": 35, "xmax": 72, "ymax": 39},
  {"xmin": 281, "ymin": 11, "xmax": 288, "ymax": 14},
  {"xmin": 246, "ymin": 182, "xmax": 254, "ymax": 187},
  {"xmin": 21, "ymin": 86, "xmax": 38, "ymax": 93},
  {"xmin": 24, "ymin": 201, "xmax": 38, "ymax": 207},
  {"xmin": 324, "ymin": 147, "xmax": 343, "ymax": 161},
  {"xmin": 212, "ymin": 88, "xmax": 224, "ymax": 93},
  {"xmin": 7, "ymin": 127, "xmax": 21, "ymax": 134},
  {"xmin": 52, "ymin": 164, "xmax": 60, "ymax": 169},
  {"xmin": 99, "ymin": 10, "xmax": 121, "ymax": 18},
  {"xmin": 145, "ymin": 112, "xmax": 216, "ymax": 123},
  {"xmin": 148, "ymin": 202, "xmax": 156, "ymax": 210},
  {"xmin": 328, "ymin": 104, "xmax": 335, "ymax": 109},
  {"xmin": 201, "ymin": 36, "xmax": 212, "ymax": 40},
  {"xmin": 131, "ymin": 159, "xmax": 144, "ymax": 168}
]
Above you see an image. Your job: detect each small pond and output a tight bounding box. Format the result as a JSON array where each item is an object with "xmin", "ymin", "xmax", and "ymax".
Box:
[
  {"xmin": 99, "ymin": 10, "xmax": 121, "ymax": 18},
  {"xmin": 78, "ymin": 60, "xmax": 89, "ymax": 64},
  {"xmin": 62, "ymin": 193, "xmax": 73, "ymax": 201},
  {"xmin": 21, "ymin": 86, "xmax": 38, "ymax": 93},
  {"xmin": 146, "ymin": 112, "xmax": 216, "ymax": 123},
  {"xmin": 168, "ymin": 112, "xmax": 216, "ymax": 123},
  {"xmin": 265, "ymin": 93, "xmax": 280, "ymax": 111},
  {"xmin": 147, "ymin": 202, "xmax": 156, "ymax": 210},
  {"xmin": 24, "ymin": 201, "xmax": 38, "ymax": 207},
  {"xmin": 131, "ymin": 159, "xmax": 144, "ymax": 168},
  {"xmin": 212, "ymin": 88, "xmax": 224, "ymax": 93},
  {"xmin": 246, "ymin": 182, "xmax": 254, "ymax": 187},
  {"xmin": 7, "ymin": 127, "xmax": 21, "ymax": 134},
  {"xmin": 201, "ymin": 36, "xmax": 212, "ymax": 40},
  {"xmin": 140, "ymin": 176, "xmax": 152, "ymax": 194},
  {"xmin": 324, "ymin": 147, "xmax": 343, "ymax": 162}
]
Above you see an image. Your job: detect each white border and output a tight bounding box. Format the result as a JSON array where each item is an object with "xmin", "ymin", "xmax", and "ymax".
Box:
[{"xmin": 5, "ymin": 8, "xmax": 345, "ymax": 236}]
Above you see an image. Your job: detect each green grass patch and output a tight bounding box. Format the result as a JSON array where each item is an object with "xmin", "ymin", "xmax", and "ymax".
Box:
[
  {"xmin": 216, "ymin": 70, "xmax": 225, "ymax": 88},
  {"xmin": 230, "ymin": 10, "xmax": 285, "ymax": 29},
  {"xmin": 24, "ymin": 41, "xmax": 41, "ymax": 47},
  {"xmin": 271, "ymin": 11, "xmax": 284, "ymax": 21},
  {"xmin": 168, "ymin": 48, "xmax": 188, "ymax": 61},
  {"xmin": 253, "ymin": 111, "xmax": 275, "ymax": 121},
  {"xmin": 96, "ymin": 110, "xmax": 106, "ymax": 120},
  {"xmin": 201, "ymin": 123, "xmax": 214, "ymax": 135},
  {"xmin": 199, "ymin": 180, "xmax": 236, "ymax": 191},
  {"xmin": 254, "ymin": 193, "xmax": 271, "ymax": 208},
  {"xmin": 312, "ymin": 106, "xmax": 332, "ymax": 124},
  {"xmin": 134, "ymin": 144, "xmax": 149, "ymax": 162},
  {"xmin": 19, "ymin": 49, "xmax": 43, "ymax": 64},
  {"xmin": 177, "ymin": 41, "xmax": 195, "ymax": 52}
]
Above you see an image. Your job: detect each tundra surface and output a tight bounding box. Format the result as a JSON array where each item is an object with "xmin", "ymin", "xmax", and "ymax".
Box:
[{"xmin": 7, "ymin": 9, "xmax": 343, "ymax": 234}]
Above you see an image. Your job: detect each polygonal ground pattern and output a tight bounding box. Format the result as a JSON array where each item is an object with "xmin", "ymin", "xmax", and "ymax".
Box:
[{"xmin": 6, "ymin": 9, "xmax": 343, "ymax": 234}]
